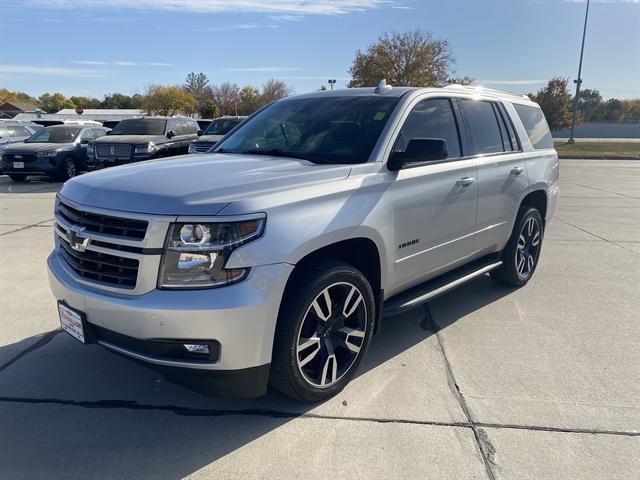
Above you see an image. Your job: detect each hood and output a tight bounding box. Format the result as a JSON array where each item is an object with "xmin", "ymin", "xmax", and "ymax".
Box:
[
  {"xmin": 4, "ymin": 142, "xmax": 74, "ymax": 153},
  {"xmin": 94, "ymin": 135, "xmax": 166, "ymax": 144},
  {"xmin": 198, "ymin": 134, "xmax": 224, "ymax": 143},
  {"xmin": 59, "ymin": 153, "xmax": 352, "ymax": 215}
]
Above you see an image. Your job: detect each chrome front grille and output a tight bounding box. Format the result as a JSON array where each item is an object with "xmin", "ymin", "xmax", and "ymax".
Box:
[
  {"xmin": 53, "ymin": 197, "xmax": 177, "ymax": 294},
  {"xmin": 96, "ymin": 144, "xmax": 132, "ymax": 160},
  {"xmin": 57, "ymin": 201, "xmax": 148, "ymax": 240},
  {"xmin": 58, "ymin": 238, "xmax": 139, "ymax": 288},
  {"xmin": 195, "ymin": 142, "xmax": 215, "ymax": 153}
]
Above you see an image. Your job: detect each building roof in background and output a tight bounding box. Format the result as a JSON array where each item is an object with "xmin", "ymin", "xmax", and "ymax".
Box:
[{"xmin": 0, "ymin": 101, "xmax": 39, "ymax": 112}]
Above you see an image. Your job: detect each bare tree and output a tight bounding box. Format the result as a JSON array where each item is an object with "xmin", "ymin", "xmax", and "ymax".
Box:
[
  {"xmin": 260, "ymin": 79, "xmax": 293, "ymax": 104},
  {"xmin": 212, "ymin": 82, "xmax": 241, "ymax": 116}
]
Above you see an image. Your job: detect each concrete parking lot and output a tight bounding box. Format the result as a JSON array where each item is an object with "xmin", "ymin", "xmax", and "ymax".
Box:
[{"xmin": 0, "ymin": 159, "xmax": 638, "ymax": 479}]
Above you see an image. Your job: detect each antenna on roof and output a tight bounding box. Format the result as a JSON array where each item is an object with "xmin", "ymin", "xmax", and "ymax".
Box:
[{"xmin": 374, "ymin": 79, "xmax": 392, "ymax": 94}]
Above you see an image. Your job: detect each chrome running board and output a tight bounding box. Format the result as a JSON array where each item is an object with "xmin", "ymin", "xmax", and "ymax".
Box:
[{"xmin": 383, "ymin": 255, "xmax": 503, "ymax": 317}]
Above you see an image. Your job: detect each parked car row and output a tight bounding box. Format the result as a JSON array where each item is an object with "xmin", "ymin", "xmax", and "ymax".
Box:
[{"xmin": 0, "ymin": 115, "xmax": 246, "ymax": 181}]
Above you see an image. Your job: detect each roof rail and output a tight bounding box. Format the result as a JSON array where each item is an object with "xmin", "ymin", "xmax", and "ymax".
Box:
[{"xmin": 443, "ymin": 84, "xmax": 531, "ymax": 100}]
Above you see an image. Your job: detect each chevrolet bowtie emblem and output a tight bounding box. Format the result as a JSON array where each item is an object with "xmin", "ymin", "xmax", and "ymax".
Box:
[{"xmin": 67, "ymin": 226, "xmax": 90, "ymax": 252}]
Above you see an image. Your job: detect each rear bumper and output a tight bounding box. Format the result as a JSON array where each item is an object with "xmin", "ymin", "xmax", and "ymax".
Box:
[{"xmin": 48, "ymin": 250, "xmax": 294, "ymax": 396}]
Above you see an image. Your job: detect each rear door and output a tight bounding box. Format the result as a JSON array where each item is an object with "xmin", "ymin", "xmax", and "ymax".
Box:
[
  {"xmin": 457, "ymin": 98, "xmax": 528, "ymax": 253},
  {"xmin": 390, "ymin": 97, "xmax": 478, "ymax": 291}
]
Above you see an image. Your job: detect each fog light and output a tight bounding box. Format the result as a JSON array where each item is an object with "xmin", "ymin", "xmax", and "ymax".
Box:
[{"xmin": 183, "ymin": 343, "xmax": 210, "ymax": 355}]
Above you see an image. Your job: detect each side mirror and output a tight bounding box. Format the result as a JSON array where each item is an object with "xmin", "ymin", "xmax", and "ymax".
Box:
[
  {"xmin": 197, "ymin": 129, "xmax": 204, "ymax": 136},
  {"xmin": 106, "ymin": 130, "xmax": 111, "ymax": 135},
  {"xmin": 167, "ymin": 130, "xmax": 175, "ymax": 139},
  {"xmin": 387, "ymin": 138, "xmax": 448, "ymax": 171},
  {"xmin": 80, "ymin": 139, "xmax": 90, "ymax": 145}
]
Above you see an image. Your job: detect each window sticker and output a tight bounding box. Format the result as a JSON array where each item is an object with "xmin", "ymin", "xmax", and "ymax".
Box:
[{"xmin": 373, "ymin": 112, "xmax": 387, "ymax": 121}]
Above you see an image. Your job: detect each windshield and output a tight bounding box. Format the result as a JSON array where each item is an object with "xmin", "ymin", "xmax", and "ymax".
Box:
[
  {"xmin": 111, "ymin": 119, "xmax": 166, "ymax": 136},
  {"xmin": 26, "ymin": 126, "xmax": 81, "ymax": 144},
  {"xmin": 205, "ymin": 118, "xmax": 243, "ymax": 136},
  {"xmin": 214, "ymin": 96, "xmax": 400, "ymax": 164}
]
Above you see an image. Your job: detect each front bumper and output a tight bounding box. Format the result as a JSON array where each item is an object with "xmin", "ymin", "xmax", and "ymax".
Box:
[
  {"xmin": 48, "ymin": 250, "xmax": 294, "ymax": 396},
  {"xmin": 1, "ymin": 156, "xmax": 62, "ymax": 176}
]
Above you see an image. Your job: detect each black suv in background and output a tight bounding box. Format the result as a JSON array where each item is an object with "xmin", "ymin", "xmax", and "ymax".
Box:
[
  {"xmin": 1, "ymin": 124, "xmax": 110, "ymax": 181},
  {"xmin": 188, "ymin": 116, "xmax": 247, "ymax": 153},
  {"xmin": 87, "ymin": 117, "xmax": 199, "ymax": 170}
]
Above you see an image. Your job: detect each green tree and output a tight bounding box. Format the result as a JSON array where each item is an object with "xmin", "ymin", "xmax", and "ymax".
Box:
[
  {"xmin": 142, "ymin": 85, "xmax": 198, "ymax": 116},
  {"xmin": 70, "ymin": 96, "xmax": 102, "ymax": 109},
  {"xmin": 532, "ymin": 77, "xmax": 573, "ymax": 131},
  {"xmin": 576, "ymin": 89, "xmax": 602, "ymax": 123},
  {"xmin": 348, "ymin": 30, "xmax": 455, "ymax": 87},
  {"xmin": 101, "ymin": 93, "xmax": 137, "ymax": 109},
  {"xmin": 38, "ymin": 92, "xmax": 75, "ymax": 113},
  {"xmin": 184, "ymin": 72, "xmax": 210, "ymax": 99},
  {"xmin": 185, "ymin": 72, "xmax": 215, "ymax": 117},
  {"xmin": 0, "ymin": 88, "xmax": 38, "ymax": 106},
  {"xmin": 238, "ymin": 86, "xmax": 261, "ymax": 115},
  {"xmin": 200, "ymin": 100, "xmax": 219, "ymax": 119}
]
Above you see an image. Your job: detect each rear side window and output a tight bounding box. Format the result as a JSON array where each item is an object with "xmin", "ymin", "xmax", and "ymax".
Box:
[
  {"xmin": 394, "ymin": 98, "xmax": 462, "ymax": 159},
  {"xmin": 459, "ymin": 99, "xmax": 504, "ymax": 155},
  {"xmin": 9, "ymin": 126, "xmax": 30, "ymax": 137},
  {"xmin": 513, "ymin": 104, "xmax": 553, "ymax": 149}
]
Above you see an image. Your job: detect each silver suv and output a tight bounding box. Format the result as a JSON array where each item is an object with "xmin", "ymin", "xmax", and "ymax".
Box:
[{"xmin": 48, "ymin": 84, "xmax": 559, "ymax": 401}]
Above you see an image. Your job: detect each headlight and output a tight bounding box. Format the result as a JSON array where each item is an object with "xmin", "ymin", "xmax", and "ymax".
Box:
[
  {"xmin": 134, "ymin": 142, "xmax": 156, "ymax": 154},
  {"xmin": 158, "ymin": 216, "xmax": 265, "ymax": 289},
  {"xmin": 188, "ymin": 142, "xmax": 197, "ymax": 153},
  {"xmin": 36, "ymin": 150, "xmax": 59, "ymax": 157}
]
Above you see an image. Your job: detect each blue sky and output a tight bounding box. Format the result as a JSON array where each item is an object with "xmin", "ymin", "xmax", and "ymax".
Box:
[{"xmin": 1, "ymin": 0, "xmax": 639, "ymax": 100}]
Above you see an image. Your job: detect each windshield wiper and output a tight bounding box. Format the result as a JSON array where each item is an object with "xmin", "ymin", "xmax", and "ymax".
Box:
[{"xmin": 241, "ymin": 149, "xmax": 312, "ymax": 161}]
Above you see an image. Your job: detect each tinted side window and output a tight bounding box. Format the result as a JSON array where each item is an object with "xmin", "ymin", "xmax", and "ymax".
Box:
[
  {"xmin": 460, "ymin": 99, "xmax": 504, "ymax": 155},
  {"xmin": 394, "ymin": 98, "xmax": 461, "ymax": 158},
  {"xmin": 187, "ymin": 120, "xmax": 199, "ymax": 134},
  {"xmin": 497, "ymin": 103, "xmax": 520, "ymax": 151},
  {"xmin": 167, "ymin": 119, "xmax": 177, "ymax": 134},
  {"xmin": 513, "ymin": 104, "xmax": 554, "ymax": 149}
]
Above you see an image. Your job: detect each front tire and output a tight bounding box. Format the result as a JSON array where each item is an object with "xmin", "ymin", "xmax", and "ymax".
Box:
[
  {"xmin": 491, "ymin": 206, "xmax": 544, "ymax": 286},
  {"xmin": 8, "ymin": 174, "xmax": 27, "ymax": 182},
  {"xmin": 59, "ymin": 157, "xmax": 77, "ymax": 180},
  {"xmin": 270, "ymin": 259, "xmax": 375, "ymax": 402}
]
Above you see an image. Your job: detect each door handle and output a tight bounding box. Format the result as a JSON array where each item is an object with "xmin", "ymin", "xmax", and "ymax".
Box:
[
  {"xmin": 456, "ymin": 177, "xmax": 475, "ymax": 187},
  {"xmin": 511, "ymin": 166, "xmax": 525, "ymax": 175}
]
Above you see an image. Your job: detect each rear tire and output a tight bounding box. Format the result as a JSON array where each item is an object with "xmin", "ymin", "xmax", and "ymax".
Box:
[
  {"xmin": 8, "ymin": 174, "xmax": 27, "ymax": 182},
  {"xmin": 491, "ymin": 206, "xmax": 544, "ymax": 286},
  {"xmin": 270, "ymin": 259, "xmax": 375, "ymax": 402}
]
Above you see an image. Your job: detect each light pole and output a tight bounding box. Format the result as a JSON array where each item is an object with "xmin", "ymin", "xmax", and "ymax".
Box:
[
  {"xmin": 328, "ymin": 79, "xmax": 336, "ymax": 90},
  {"xmin": 568, "ymin": 0, "xmax": 590, "ymax": 144}
]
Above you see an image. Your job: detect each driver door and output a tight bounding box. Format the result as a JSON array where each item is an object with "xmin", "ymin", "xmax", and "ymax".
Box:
[{"xmin": 389, "ymin": 97, "xmax": 478, "ymax": 292}]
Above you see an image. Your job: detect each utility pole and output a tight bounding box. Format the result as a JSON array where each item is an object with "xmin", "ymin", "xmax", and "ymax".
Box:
[
  {"xmin": 328, "ymin": 79, "xmax": 336, "ymax": 90},
  {"xmin": 568, "ymin": 0, "xmax": 590, "ymax": 144}
]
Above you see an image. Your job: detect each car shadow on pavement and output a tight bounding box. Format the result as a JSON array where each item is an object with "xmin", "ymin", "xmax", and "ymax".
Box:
[
  {"xmin": 0, "ymin": 176, "xmax": 63, "ymax": 195},
  {"xmin": 0, "ymin": 275, "xmax": 516, "ymax": 479}
]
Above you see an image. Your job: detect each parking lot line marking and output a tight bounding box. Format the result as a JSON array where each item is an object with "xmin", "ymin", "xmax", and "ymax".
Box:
[{"xmin": 0, "ymin": 218, "xmax": 53, "ymax": 237}]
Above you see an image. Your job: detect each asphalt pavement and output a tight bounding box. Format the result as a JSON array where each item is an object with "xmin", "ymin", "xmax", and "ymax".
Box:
[{"xmin": 0, "ymin": 159, "xmax": 638, "ymax": 479}]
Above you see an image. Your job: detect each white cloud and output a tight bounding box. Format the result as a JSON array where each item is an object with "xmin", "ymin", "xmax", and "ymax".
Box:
[
  {"xmin": 26, "ymin": 0, "xmax": 398, "ymax": 15},
  {"xmin": 479, "ymin": 80, "xmax": 546, "ymax": 85},
  {"xmin": 219, "ymin": 67, "xmax": 302, "ymax": 73},
  {"xmin": 203, "ymin": 23, "xmax": 279, "ymax": 32},
  {"xmin": 0, "ymin": 64, "xmax": 106, "ymax": 77},
  {"xmin": 70, "ymin": 60, "xmax": 174, "ymax": 67}
]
